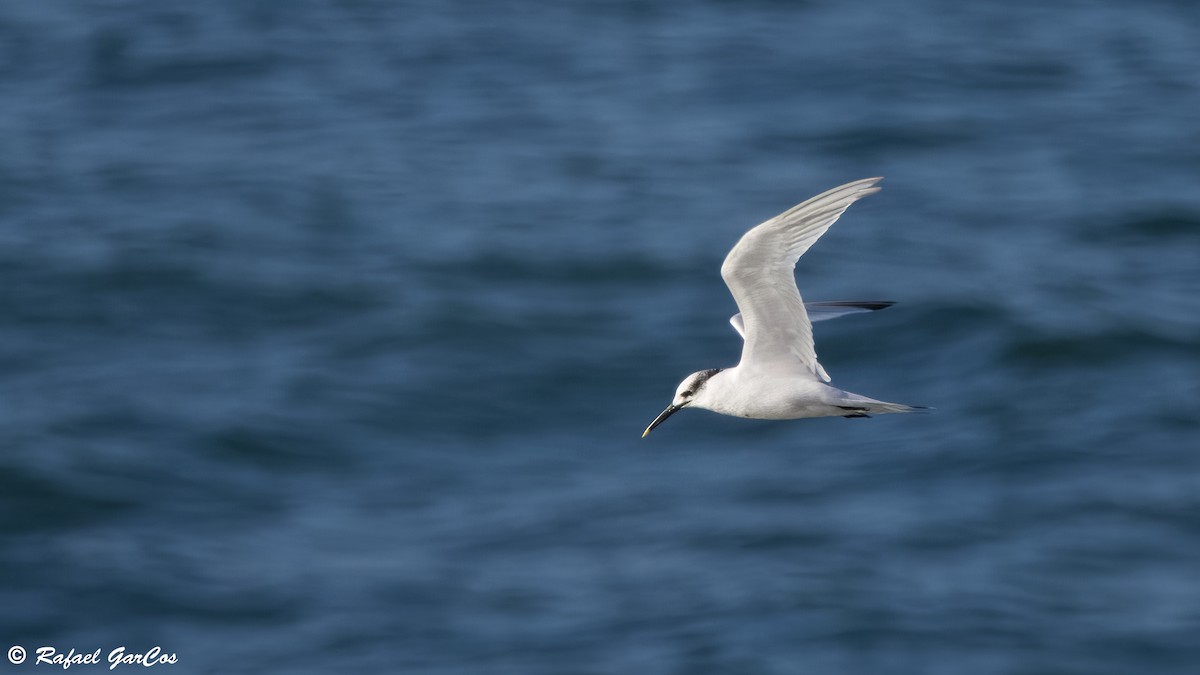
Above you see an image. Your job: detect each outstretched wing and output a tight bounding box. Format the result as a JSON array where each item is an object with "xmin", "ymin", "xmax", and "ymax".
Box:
[
  {"xmin": 720, "ymin": 178, "xmax": 883, "ymax": 380},
  {"xmin": 729, "ymin": 300, "xmax": 893, "ymax": 337}
]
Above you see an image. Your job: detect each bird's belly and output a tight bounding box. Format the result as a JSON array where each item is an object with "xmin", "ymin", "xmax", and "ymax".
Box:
[
  {"xmin": 727, "ymin": 403, "xmax": 844, "ymax": 420},
  {"xmin": 706, "ymin": 380, "xmax": 842, "ymax": 420}
]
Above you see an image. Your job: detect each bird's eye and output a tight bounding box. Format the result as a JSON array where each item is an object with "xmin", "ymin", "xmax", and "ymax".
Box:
[{"xmin": 681, "ymin": 391, "xmax": 693, "ymax": 397}]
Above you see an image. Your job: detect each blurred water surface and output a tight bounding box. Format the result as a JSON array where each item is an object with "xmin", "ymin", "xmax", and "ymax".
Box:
[{"xmin": 2, "ymin": 1, "xmax": 1199, "ymax": 673}]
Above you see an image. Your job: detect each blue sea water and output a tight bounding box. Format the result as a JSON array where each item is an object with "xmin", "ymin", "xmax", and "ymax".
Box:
[{"xmin": 1, "ymin": 2, "xmax": 1199, "ymax": 673}]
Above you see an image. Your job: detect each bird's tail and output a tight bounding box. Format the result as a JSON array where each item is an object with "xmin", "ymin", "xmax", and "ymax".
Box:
[{"xmin": 833, "ymin": 393, "xmax": 931, "ymax": 418}]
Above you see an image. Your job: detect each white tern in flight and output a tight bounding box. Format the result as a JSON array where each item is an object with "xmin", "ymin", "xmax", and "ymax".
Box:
[{"xmin": 643, "ymin": 178, "xmax": 926, "ymax": 437}]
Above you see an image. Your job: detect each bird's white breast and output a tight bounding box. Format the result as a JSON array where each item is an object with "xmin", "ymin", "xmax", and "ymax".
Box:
[{"xmin": 696, "ymin": 368, "xmax": 842, "ymax": 420}]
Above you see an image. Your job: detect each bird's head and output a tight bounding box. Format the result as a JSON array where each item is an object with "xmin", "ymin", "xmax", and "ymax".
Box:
[{"xmin": 642, "ymin": 368, "xmax": 723, "ymax": 437}]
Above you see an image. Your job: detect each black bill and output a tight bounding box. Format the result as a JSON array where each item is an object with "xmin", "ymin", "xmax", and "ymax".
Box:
[{"xmin": 642, "ymin": 403, "xmax": 682, "ymax": 438}]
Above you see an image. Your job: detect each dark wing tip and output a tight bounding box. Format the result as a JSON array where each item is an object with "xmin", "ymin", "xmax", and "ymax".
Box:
[{"xmin": 809, "ymin": 300, "xmax": 896, "ymax": 311}]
